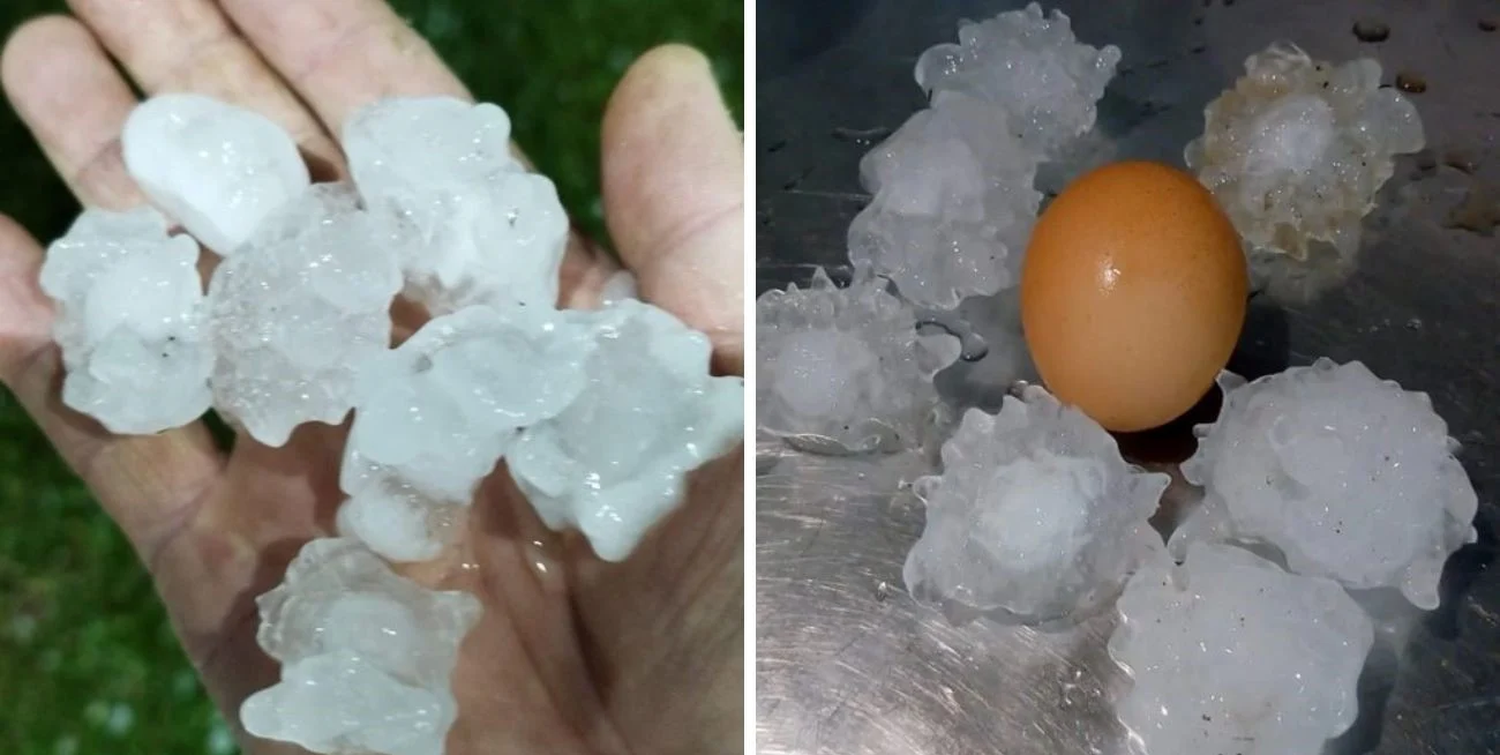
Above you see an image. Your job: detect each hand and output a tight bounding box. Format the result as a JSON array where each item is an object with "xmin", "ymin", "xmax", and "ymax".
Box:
[{"xmin": 0, "ymin": 2, "xmax": 744, "ymax": 754}]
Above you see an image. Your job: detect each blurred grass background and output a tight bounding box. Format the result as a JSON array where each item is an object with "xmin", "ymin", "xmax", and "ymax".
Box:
[{"xmin": 0, "ymin": 1, "xmax": 742, "ymax": 752}]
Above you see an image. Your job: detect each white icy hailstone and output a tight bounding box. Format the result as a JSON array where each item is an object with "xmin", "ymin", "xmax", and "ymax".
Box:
[
  {"xmin": 848, "ymin": 93, "xmax": 1043, "ymax": 309},
  {"xmin": 207, "ymin": 183, "xmax": 402, "ymax": 447},
  {"xmin": 508, "ymin": 299, "xmax": 744, "ymax": 562},
  {"xmin": 121, "ymin": 94, "xmax": 311, "ymax": 255},
  {"xmin": 903, "ymin": 385, "xmax": 1169, "ymax": 626},
  {"xmin": 1186, "ymin": 42, "xmax": 1425, "ymax": 263},
  {"xmin": 242, "ymin": 538, "xmax": 481, "ymax": 755},
  {"xmin": 343, "ymin": 97, "xmax": 568, "ymax": 316},
  {"xmin": 756, "ymin": 267, "xmax": 959, "ymax": 453},
  {"xmin": 1171, "ymin": 359, "xmax": 1477, "ymax": 610},
  {"xmin": 915, "ymin": 3, "xmax": 1122, "ymax": 157},
  {"xmin": 1109, "ymin": 542, "xmax": 1373, "ymax": 755},
  {"xmin": 38, "ymin": 206, "xmax": 212, "ymax": 434},
  {"xmin": 339, "ymin": 305, "xmax": 598, "ymax": 561}
]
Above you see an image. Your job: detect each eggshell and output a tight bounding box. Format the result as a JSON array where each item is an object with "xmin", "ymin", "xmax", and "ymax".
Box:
[{"xmin": 1020, "ymin": 161, "xmax": 1247, "ymax": 432}]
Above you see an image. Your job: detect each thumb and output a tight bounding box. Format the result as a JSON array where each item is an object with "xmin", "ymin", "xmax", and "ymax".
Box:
[{"xmin": 600, "ymin": 44, "xmax": 743, "ymax": 375}]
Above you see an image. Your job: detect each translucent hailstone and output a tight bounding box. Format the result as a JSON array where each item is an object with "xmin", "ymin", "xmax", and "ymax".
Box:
[
  {"xmin": 847, "ymin": 93, "xmax": 1042, "ymax": 309},
  {"xmin": 343, "ymin": 97, "xmax": 568, "ymax": 316},
  {"xmin": 38, "ymin": 206, "xmax": 212, "ymax": 434},
  {"xmin": 1109, "ymin": 542, "xmax": 1373, "ymax": 755},
  {"xmin": 121, "ymin": 94, "xmax": 311, "ymax": 255},
  {"xmin": 508, "ymin": 300, "xmax": 744, "ymax": 562},
  {"xmin": 1185, "ymin": 42, "xmax": 1425, "ymax": 265},
  {"xmin": 903, "ymin": 385, "xmax": 1169, "ymax": 626},
  {"xmin": 207, "ymin": 183, "xmax": 402, "ymax": 447},
  {"xmin": 756, "ymin": 267, "xmax": 960, "ymax": 453},
  {"xmin": 339, "ymin": 305, "xmax": 597, "ymax": 561},
  {"xmin": 243, "ymin": 538, "xmax": 480, "ymax": 755},
  {"xmin": 1171, "ymin": 359, "xmax": 1477, "ymax": 609},
  {"xmin": 915, "ymin": 2, "xmax": 1122, "ymax": 157}
]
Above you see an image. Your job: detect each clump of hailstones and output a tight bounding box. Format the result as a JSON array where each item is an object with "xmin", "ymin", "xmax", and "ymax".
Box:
[
  {"xmin": 1170, "ymin": 359, "xmax": 1477, "ymax": 610},
  {"xmin": 1109, "ymin": 542, "xmax": 1373, "ymax": 755},
  {"xmin": 846, "ymin": 93, "xmax": 1043, "ymax": 309},
  {"xmin": 914, "ymin": 2, "xmax": 1122, "ymax": 157},
  {"xmin": 1185, "ymin": 42, "xmax": 1425, "ymax": 265},
  {"xmin": 756, "ymin": 266, "xmax": 959, "ymax": 454},
  {"xmin": 902, "ymin": 385, "xmax": 1169, "ymax": 627},
  {"xmin": 39, "ymin": 93, "xmax": 744, "ymax": 755}
]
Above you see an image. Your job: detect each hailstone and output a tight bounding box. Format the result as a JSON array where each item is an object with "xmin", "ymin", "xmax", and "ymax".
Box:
[
  {"xmin": 121, "ymin": 93, "xmax": 311, "ymax": 254},
  {"xmin": 1171, "ymin": 359, "xmax": 1477, "ymax": 610},
  {"xmin": 508, "ymin": 299, "xmax": 744, "ymax": 562},
  {"xmin": 1109, "ymin": 542, "xmax": 1373, "ymax": 755},
  {"xmin": 915, "ymin": 2, "xmax": 1122, "ymax": 156},
  {"xmin": 206, "ymin": 183, "xmax": 402, "ymax": 447},
  {"xmin": 38, "ymin": 206, "xmax": 212, "ymax": 434},
  {"xmin": 243, "ymin": 538, "xmax": 480, "ymax": 755},
  {"xmin": 342, "ymin": 97, "xmax": 568, "ymax": 316},
  {"xmin": 1185, "ymin": 42, "xmax": 1425, "ymax": 264},
  {"xmin": 756, "ymin": 267, "xmax": 959, "ymax": 453},
  {"xmin": 903, "ymin": 385, "xmax": 1169, "ymax": 626}
]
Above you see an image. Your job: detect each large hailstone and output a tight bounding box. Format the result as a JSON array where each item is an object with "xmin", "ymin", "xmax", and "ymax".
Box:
[
  {"xmin": 121, "ymin": 94, "xmax": 311, "ymax": 255},
  {"xmin": 1170, "ymin": 359, "xmax": 1477, "ymax": 610},
  {"xmin": 242, "ymin": 538, "xmax": 480, "ymax": 755},
  {"xmin": 343, "ymin": 97, "xmax": 568, "ymax": 315},
  {"xmin": 756, "ymin": 267, "xmax": 959, "ymax": 454},
  {"xmin": 915, "ymin": 2, "xmax": 1121, "ymax": 157},
  {"xmin": 1185, "ymin": 42, "xmax": 1425, "ymax": 264},
  {"xmin": 339, "ymin": 305, "xmax": 597, "ymax": 562},
  {"xmin": 38, "ymin": 206, "xmax": 213, "ymax": 434},
  {"xmin": 1109, "ymin": 542, "xmax": 1373, "ymax": 755},
  {"xmin": 903, "ymin": 385, "xmax": 1169, "ymax": 626},
  {"xmin": 207, "ymin": 183, "xmax": 402, "ymax": 446},
  {"xmin": 847, "ymin": 93, "xmax": 1042, "ymax": 309},
  {"xmin": 508, "ymin": 300, "xmax": 744, "ymax": 562}
]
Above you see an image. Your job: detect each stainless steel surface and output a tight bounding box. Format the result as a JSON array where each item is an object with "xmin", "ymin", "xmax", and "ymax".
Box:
[{"xmin": 755, "ymin": 1, "xmax": 1500, "ymax": 753}]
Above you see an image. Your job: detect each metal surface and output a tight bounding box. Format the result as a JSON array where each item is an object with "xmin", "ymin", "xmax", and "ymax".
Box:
[{"xmin": 755, "ymin": 1, "xmax": 1500, "ymax": 753}]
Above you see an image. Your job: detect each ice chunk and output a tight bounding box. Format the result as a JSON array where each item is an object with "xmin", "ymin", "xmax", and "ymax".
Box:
[
  {"xmin": 1171, "ymin": 359, "xmax": 1477, "ymax": 609},
  {"xmin": 342, "ymin": 97, "xmax": 568, "ymax": 315},
  {"xmin": 756, "ymin": 267, "xmax": 959, "ymax": 453},
  {"xmin": 38, "ymin": 207, "xmax": 212, "ymax": 434},
  {"xmin": 848, "ymin": 93, "xmax": 1042, "ymax": 309},
  {"xmin": 339, "ymin": 305, "xmax": 596, "ymax": 560},
  {"xmin": 598, "ymin": 270, "xmax": 638, "ymax": 306},
  {"xmin": 243, "ymin": 538, "xmax": 479, "ymax": 755},
  {"xmin": 1109, "ymin": 542, "xmax": 1373, "ymax": 755},
  {"xmin": 915, "ymin": 3, "xmax": 1121, "ymax": 156},
  {"xmin": 508, "ymin": 300, "xmax": 744, "ymax": 562},
  {"xmin": 207, "ymin": 183, "xmax": 402, "ymax": 446},
  {"xmin": 1185, "ymin": 42, "xmax": 1425, "ymax": 265},
  {"xmin": 903, "ymin": 385, "xmax": 1168, "ymax": 626},
  {"xmin": 121, "ymin": 94, "xmax": 311, "ymax": 255}
]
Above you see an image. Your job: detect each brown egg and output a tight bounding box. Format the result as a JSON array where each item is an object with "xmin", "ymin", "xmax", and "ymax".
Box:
[{"xmin": 1020, "ymin": 161, "xmax": 1247, "ymax": 432}]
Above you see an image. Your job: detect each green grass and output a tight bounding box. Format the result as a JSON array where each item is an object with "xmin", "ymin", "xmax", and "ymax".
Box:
[{"xmin": 0, "ymin": 2, "xmax": 742, "ymax": 752}]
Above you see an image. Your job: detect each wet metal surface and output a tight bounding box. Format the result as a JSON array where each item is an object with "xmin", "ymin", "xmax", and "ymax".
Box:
[{"xmin": 755, "ymin": 1, "xmax": 1500, "ymax": 753}]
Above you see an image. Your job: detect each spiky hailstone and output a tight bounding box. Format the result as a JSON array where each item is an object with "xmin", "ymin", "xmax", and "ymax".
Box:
[
  {"xmin": 1109, "ymin": 542, "xmax": 1373, "ymax": 755},
  {"xmin": 343, "ymin": 97, "xmax": 568, "ymax": 315},
  {"xmin": 914, "ymin": 3, "xmax": 1121, "ymax": 157},
  {"xmin": 1185, "ymin": 42, "xmax": 1425, "ymax": 263},
  {"xmin": 38, "ymin": 207, "xmax": 213, "ymax": 434},
  {"xmin": 121, "ymin": 94, "xmax": 311, "ymax": 255},
  {"xmin": 1171, "ymin": 359, "xmax": 1477, "ymax": 610},
  {"xmin": 508, "ymin": 300, "xmax": 744, "ymax": 562},
  {"xmin": 207, "ymin": 183, "xmax": 402, "ymax": 447},
  {"xmin": 338, "ymin": 305, "xmax": 598, "ymax": 562},
  {"xmin": 903, "ymin": 385, "xmax": 1168, "ymax": 626},
  {"xmin": 756, "ymin": 267, "xmax": 959, "ymax": 453},
  {"xmin": 242, "ymin": 538, "xmax": 481, "ymax": 755}
]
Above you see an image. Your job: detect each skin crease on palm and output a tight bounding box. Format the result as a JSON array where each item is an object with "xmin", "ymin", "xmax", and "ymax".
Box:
[{"xmin": 0, "ymin": 0, "xmax": 745, "ymax": 753}]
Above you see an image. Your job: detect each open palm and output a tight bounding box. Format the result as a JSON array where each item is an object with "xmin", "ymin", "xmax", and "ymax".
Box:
[{"xmin": 0, "ymin": 2, "xmax": 744, "ymax": 754}]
